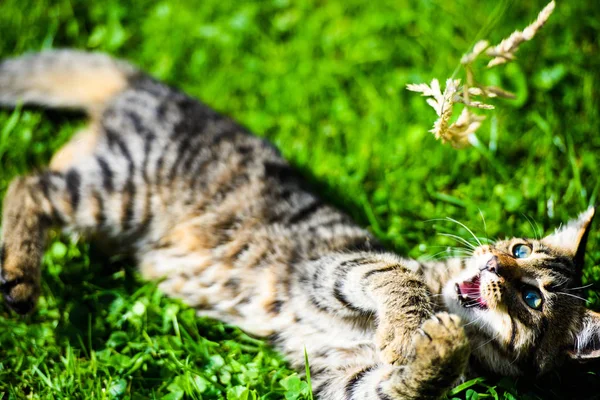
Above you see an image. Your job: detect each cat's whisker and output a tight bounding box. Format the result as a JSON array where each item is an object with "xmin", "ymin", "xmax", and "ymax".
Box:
[
  {"xmin": 427, "ymin": 247, "xmax": 474, "ymax": 257},
  {"xmin": 556, "ymin": 292, "xmax": 589, "ymax": 303},
  {"xmin": 461, "ymin": 300, "xmax": 483, "ymax": 307},
  {"xmin": 425, "ymin": 252, "xmax": 472, "ymax": 261},
  {"xmin": 522, "ymin": 213, "xmax": 541, "ymax": 240},
  {"xmin": 445, "ymin": 217, "xmax": 483, "ymax": 247},
  {"xmin": 421, "ymin": 249, "xmax": 473, "ymax": 262},
  {"xmin": 428, "ymin": 244, "xmax": 475, "ymax": 251},
  {"xmin": 478, "ymin": 209, "xmax": 494, "ymax": 246},
  {"xmin": 426, "ymin": 246, "xmax": 474, "ymax": 253},
  {"xmin": 462, "ymin": 315, "xmax": 485, "ymax": 327},
  {"xmin": 420, "ymin": 253, "xmax": 448, "ymax": 262},
  {"xmin": 566, "ymin": 284, "xmax": 594, "ymax": 291},
  {"xmin": 427, "ymin": 252, "xmax": 474, "ymax": 260},
  {"xmin": 508, "ymin": 353, "xmax": 520, "ymax": 367},
  {"xmin": 438, "ymin": 233, "xmax": 477, "ymax": 250},
  {"xmin": 473, "ymin": 331, "xmax": 503, "ymax": 353},
  {"xmin": 423, "ymin": 254, "xmax": 470, "ymax": 263}
]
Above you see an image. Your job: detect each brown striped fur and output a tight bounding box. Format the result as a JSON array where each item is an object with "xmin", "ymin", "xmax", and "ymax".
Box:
[{"xmin": 1, "ymin": 50, "xmax": 600, "ymax": 399}]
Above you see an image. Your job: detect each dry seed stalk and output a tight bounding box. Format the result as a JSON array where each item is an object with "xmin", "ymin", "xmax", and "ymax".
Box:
[{"xmin": 407, "ymin": 1, "xmax": 555, "ymax": 148}]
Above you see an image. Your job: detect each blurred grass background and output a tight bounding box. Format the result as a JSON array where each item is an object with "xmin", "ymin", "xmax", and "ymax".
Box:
[{"xmin": 0, "ymin": 0, "xmax": 599, "ymax": 398}]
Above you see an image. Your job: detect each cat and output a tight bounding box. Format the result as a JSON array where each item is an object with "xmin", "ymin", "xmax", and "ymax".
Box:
[{"xmin": 1, "ymin": 50, "xmax": 599, "ymax": 400}]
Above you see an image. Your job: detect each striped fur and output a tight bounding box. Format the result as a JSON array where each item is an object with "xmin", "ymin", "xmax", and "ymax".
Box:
[{"xmin": 1, "ymin": 50, "xmax": 599, "ymax": 399}]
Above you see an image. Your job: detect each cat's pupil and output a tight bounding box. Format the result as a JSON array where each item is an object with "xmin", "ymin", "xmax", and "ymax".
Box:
[
  {"xmin": 513, "ymin": 244, "xmax": 532, "ymax": 258},
  {"xmin": 522, "ymin": 288, "xmax": 543, "ymax": 310}
]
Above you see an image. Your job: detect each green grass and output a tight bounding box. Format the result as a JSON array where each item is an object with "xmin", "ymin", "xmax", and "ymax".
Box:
[{"xmin": 0, "ymin": 0, "xmax": 599, "ymax": 398}]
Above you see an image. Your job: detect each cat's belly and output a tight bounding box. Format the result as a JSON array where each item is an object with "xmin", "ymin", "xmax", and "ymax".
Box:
[
  {"xmin": 136, "ymin": 242, "xmax": 378, "ymax": 365},
  {"xmin": 136, "ymin": 238, "xmax": 297, "ymax": 337}
]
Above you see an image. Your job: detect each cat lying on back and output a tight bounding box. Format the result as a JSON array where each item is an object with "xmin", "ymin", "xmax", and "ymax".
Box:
[{"xmin": 1, "ymin": 50, "xmax": 599, "ymax": 400}]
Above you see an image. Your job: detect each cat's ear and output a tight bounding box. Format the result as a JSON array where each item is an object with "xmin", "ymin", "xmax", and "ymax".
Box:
[
  {"xmin": 567, "ymin": 309, "xmax": 600, "ymax": 361},
  {"xmin": 542, "ymin": 206, "xmax": 595, "ymax": 268}
]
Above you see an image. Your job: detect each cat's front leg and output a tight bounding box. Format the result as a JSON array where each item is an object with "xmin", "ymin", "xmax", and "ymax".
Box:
[
  {"xmin": 305, "ymin": 252, "xmax": 469, "ymax": 399},
  {"xmin": 366, "ymin": 262, "xmax": 435, "ymax": 366},
  {"xmin": 365, "ymin": 261, "xmax": 470, "ymax": 396},
  {"xmin": 304, "ymin": 252, "xmax": 461, "ymax": 365},
  {"xmin": 384, "ymin": 312, "xmax": 470, "ymax": 398},
  {"xmin": 312, "ymin": 312, "xmax": 469, "ymax": 400},
  {"xmin": 304, "ymin": 253, "xmax": 430, "ymax": 361}
]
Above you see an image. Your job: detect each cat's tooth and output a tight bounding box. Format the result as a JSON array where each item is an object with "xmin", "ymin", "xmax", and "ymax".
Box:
[{"xmin": 455, "ymin": 283, "xmax": 460, "ymax": 294}]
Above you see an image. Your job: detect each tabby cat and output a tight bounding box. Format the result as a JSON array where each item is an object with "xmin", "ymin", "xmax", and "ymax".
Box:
[{"xmin": 1, "ymin": 51, "xmax": 599, "ymax": 400}]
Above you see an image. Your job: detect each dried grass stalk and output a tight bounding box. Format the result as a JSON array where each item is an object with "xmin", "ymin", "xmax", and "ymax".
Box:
[
  {"xmin": 446, "ymin": 108, "xmax": 486, "ymax": 148},
  {"xmin": 461, "ymin": 40, "xmax": 489, "ymax": 65},
  {"xmin": 486, "ymin": 1, "xmax": 555, "ymax": 67},
  {"xmin": 407, "ymin": 79, "xmax": 489, "ymax": 148},
  {"xmin": 407, "ymin": 1, "xmax": 555, "ymax": 148}
]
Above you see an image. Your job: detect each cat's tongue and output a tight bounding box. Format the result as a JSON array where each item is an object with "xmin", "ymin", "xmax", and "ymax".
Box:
[{"xmin": 457, "ymin": 276, "xmax": 488, "ymax": 309}]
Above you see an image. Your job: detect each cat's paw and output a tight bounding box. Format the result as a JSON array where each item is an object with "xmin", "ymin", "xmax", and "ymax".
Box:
[
  {"xmin": 0, "ymin": 244, "xmax": 40, "ymax": 314},
  {"xmin": 412, "ymin": 312, "xmax": 470, "ymax": 371}
]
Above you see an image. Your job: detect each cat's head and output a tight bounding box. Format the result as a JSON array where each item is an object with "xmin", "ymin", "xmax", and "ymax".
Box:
[{"xmin": 443, "ymin": 207, "xmax": 600, "ymax": 376}]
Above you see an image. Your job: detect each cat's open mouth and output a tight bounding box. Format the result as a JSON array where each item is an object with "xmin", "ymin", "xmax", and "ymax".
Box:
[{"xmin": 455, "ymin": 275, "xmax": 488, "ymax": 310}]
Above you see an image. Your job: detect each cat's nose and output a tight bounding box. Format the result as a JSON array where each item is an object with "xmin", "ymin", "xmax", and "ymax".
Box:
[{"xmin": 480, "ymin": 256, "xmax": 500, "ymax": 276}]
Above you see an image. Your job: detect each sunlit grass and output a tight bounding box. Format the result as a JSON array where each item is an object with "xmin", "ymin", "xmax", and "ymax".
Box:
[{"xmin": 0, "ymin": 0, "xmax": 599, "ymax": 398}]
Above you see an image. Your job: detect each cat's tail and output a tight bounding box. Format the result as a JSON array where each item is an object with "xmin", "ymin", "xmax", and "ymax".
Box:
[{"xmin": 0, "ymin": 49, "xmax": 138, "ymax": 115}]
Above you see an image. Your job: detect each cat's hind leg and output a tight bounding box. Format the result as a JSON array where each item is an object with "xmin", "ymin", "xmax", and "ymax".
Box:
[
  {"xmin": 49, "ymin": 124, "xmax": 100, "ymax": 172},
  {"xmin": 0, "ymin": 51, "xmax": 137, "ymax": 312},
  {"xmin": 0, "ymin": 171, "xmax": 80, "ymax": 313},
  {"xmin": 0, "ymin": 125, "xmax": 117, "ymax": 313}
]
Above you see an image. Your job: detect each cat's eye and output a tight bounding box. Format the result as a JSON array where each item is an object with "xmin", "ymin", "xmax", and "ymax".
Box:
[
  {"xmin": 512, "ymin": 244, "xmax": 532, "ymax": 259},
  {"xmin": 522, "ymin": 287, "xmax": 543, "ymax": 310}
]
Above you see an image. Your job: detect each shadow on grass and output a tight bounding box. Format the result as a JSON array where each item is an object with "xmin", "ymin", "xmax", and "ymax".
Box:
[{"xmin": 0, "ymin": 239, "xmax": 294, "ymax": 397}]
